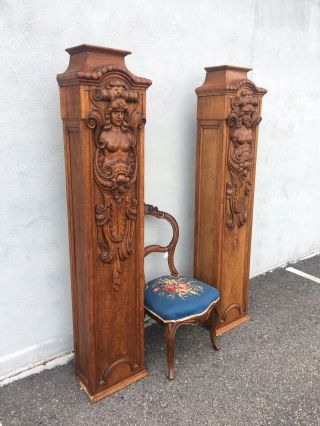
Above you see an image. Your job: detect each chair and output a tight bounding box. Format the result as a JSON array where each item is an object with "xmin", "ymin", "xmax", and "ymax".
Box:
[{"xmin": 144, "ymin": 203, "xmax": 221, "ymax": 379}]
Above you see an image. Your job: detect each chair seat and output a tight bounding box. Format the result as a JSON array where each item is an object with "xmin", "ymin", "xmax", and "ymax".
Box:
[{"xmin": 144, "ymin": 275, "xmax": 220, "ymax": 322}]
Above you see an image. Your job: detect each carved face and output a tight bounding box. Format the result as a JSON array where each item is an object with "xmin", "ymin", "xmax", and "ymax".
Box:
[
  {"xmin": 108, "ymin": 78, "xmax": 128, "ymax": 98},
  {"xmin": 108, "ymin": 98, "xmax": 129, "ymax": 129},
  {"xmin": 242, "ymin": 104, "xmax": 255, "ymax": 127},
  {"xmin": 113, "ymin": 84, "xmax": 126, "ymax": 97},
  {"xmin": 111, "ymin": 109, "xmax": 125, "ymax": 127}
]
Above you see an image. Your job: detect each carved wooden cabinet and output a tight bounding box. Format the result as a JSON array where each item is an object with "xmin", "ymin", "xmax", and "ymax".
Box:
[
  {"xmin": 194, "ymin": 66, "xmax": 266, "ymax": 335},
  {"xmin": 57, "ymin": 44, "xmax": 151, "ymax": 402}
]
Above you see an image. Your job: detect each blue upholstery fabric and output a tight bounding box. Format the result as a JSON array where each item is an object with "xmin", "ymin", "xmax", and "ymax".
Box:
[{"xmin": 144, "ymin": 275, "xmax": 220, "ymax": 322}]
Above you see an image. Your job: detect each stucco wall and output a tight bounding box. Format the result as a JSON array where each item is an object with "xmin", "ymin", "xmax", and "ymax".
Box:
[{"xmin": 1, "ymin": 0, "xmax": 320, "ymax": 379}]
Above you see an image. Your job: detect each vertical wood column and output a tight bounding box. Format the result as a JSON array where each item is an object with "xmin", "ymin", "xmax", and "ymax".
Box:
[
  {"xmin": 57, "ymin": 44, "xmax": 152, "ymax": 402},
  {"xmin": 194, "ymin": 66, "xmax": 266, "ymax": 335}
]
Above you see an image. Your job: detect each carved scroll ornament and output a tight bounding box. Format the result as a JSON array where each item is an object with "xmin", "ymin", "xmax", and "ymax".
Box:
[
  {"xmin": 226, "ymin": 86, "xmax": 262, "ymax": 230},
  {"xmin": 87, "ymin": 76, "xmax": 145, "ymax": 291}
]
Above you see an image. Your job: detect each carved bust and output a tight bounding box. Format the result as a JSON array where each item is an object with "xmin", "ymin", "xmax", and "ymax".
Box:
[{"xmin": 97, "ymin": 98, "xmax": 136, "ymax": 198}]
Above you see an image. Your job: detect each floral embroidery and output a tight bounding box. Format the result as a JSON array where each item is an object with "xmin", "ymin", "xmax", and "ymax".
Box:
[{"xmin": 148, "ymin": 276, "xmax": 204, "ymax": 300}]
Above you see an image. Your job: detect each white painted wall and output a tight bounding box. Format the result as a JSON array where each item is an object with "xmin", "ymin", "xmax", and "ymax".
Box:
[{"xmin": 1, "ymin": 0, "xmax": 320, "ymax": 380}]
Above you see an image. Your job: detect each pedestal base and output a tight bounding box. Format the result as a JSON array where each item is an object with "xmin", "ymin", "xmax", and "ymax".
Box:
[{"xmin": 77, "ymin": 370, "xmax": 148, "ymax": 403}]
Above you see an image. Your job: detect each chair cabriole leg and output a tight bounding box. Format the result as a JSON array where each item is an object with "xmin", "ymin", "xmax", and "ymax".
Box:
[
  {"xmin": 210, "ymin": 303, "xmax": 221, "ymax": 351},
  {"xmin": 165, "ymin": 322, "xmax": 178, "ymax": 379}
]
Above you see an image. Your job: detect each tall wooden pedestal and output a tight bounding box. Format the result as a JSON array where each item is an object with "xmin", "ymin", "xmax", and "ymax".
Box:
[
  {"xmin": 194, "ymin": 66, "xmax": 266, "ymax": 335},
  {"xmin": 57, "ymin": 44, "xmax": 151, "ymax": 402}
]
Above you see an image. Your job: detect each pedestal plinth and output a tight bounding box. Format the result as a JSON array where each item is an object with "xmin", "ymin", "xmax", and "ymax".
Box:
[
  {"xmin": 194, "ymin": 66, "xmax": 266, "ymax": 335},
  {"xmin": 57, "ymin": 44, "xmax": 151, "ymax": 401}
]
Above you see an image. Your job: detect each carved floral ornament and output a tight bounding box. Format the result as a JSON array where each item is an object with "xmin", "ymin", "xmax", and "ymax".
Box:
[
  {"xmin": 86, "ymin": 74, "xmax": 146, "ymax": 291},
  {"xmin": 226, "ymin": 83, "xmax": 262, "ymax": 231}
]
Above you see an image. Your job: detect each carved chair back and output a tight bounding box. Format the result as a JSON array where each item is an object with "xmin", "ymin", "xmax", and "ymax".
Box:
[{"xmin": 144, "ymin": 204, "xmax": 179, "ymax": 276}]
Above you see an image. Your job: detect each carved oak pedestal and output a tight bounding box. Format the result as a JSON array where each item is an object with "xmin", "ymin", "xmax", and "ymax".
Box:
[
  {"xmin": 57, "ymin": 44, "xmax": 151, "ymax": 402},
  {"xmin": 194, "ymin": 66, "xmax": 266, "ymax": 335}
]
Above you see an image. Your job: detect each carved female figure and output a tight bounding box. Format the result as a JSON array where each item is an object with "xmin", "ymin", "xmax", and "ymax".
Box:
[
  {"xmin": 96, "ymin": 97, "xmax": 136, "ymax": 201},
  {"xmin": 226, "ymin": 88, "xmax": 261, "ymax": 229},
  {"xmin": 93, "ymin": 95, "xmax": 138, "ymax": 287}
]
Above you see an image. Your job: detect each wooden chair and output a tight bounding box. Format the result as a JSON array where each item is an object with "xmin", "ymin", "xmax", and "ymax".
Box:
[{"xmin": 144, "ymin": 204, "xmax": 221, "ymax": 379}]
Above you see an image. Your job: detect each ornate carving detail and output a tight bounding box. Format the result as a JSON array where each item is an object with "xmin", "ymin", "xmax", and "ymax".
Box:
[
  {"xmin": 144, "ymin": 203, "xmax": 165, "ymax": 218},
  {"xmin": 226, "ymin": 85, "xmax": 262, "ymax": 231},
  {"xmin": 78, "ymin": 65, "xmax": 152, "ymax": 87},
  {"xmin": 226, "ymin": 79, "xmax": 267, "ymax": 94},
  {"xmin": 87, "ymin": 74, "xmax": 145, "ymax": 291}
]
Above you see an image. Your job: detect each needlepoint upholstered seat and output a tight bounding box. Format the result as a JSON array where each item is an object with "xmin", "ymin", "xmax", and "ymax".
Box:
[{"xmin": 144, "ymin": 204, "xmax": 221, "ymax": 380}]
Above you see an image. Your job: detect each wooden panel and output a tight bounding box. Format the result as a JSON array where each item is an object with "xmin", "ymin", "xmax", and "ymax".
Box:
[
  {"xmin": 194, "ymin": 121, "xmax": 222, "ymax": 287},
  {"xmin": 64, "ymin": 124, "xmax": 89, "ymax": 383}
]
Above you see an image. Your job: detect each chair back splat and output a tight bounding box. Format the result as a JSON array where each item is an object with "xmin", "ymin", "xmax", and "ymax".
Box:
[{"xmin": 144, "ymin": 204, "xmax": 179, "ymax": 276}]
